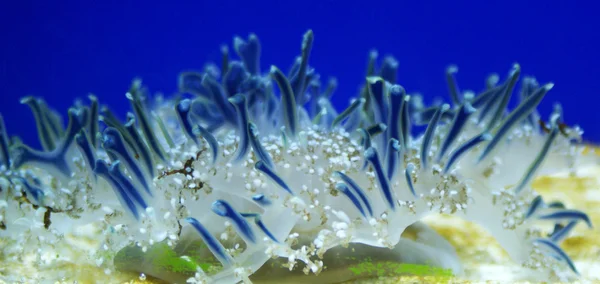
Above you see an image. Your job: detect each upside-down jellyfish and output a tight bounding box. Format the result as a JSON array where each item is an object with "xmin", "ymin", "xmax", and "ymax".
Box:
[{"xmin": 0, "ymin": 30, "xmax": 595, "ymax": 283}]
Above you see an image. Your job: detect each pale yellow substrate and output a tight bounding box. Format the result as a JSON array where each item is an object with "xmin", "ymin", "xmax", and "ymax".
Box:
[{"xmin": 2, "ymin": 150, "xmax": 599, "ymax": 284}]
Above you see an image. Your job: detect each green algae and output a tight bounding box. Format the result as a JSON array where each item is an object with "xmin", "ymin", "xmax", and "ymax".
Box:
[
  {"xmin": 146, "ymin": 243, "xmax": 199, "ymax": 273},
  {"xmin": 347, "ymin": 258, "xmax": 453, "ymax": 278},
  {"xmin": 112, "ymin": 235, "xmax": 454, "ymax": 282},
  {"xmin": 114, "ymin": 241, "xmax": 222, "ymax": 281}
]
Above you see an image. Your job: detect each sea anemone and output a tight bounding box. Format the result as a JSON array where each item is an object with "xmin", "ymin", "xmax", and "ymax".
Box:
[{"xmin": 0, "ymin": 30, "xmax": 595, "ymax": 283}]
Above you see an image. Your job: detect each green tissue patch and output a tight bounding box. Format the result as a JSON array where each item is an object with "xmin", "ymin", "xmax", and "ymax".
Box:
[
  {"xmin": 146, "ymin": 243, "xmax": 198, "ymax": 273},
  {"xmin": 347, "ymin": 258, "xmax": 453, "ymax": 278},
  {"xmin": 114, "ymin": 241, "xmax": 221, "ymax": 276}
]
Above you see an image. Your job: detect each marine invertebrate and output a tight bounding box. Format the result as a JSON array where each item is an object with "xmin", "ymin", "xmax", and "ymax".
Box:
[{"xmin": 0, "ymin": 30, "xmax": 595, "ymax": 283}]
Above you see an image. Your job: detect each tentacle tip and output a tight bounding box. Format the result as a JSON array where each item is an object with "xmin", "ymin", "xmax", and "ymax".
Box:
[
  {"xmin": 511, "ymin": 63, "xmax": 522, "ymax": 74},
  {"xmin": 211, "ymin": 200, "xmax": 228, "ymax": 217},
  {"xmin": 446, "ymin": 65, "xmax": 458, "ymax": 73},
  {"xmin": 390, "ymin": 138, "xmax": 400, "ymax": 149},
  {"xmin": 364, "ymin": 147, "xmax": 376, "ymax": 160},
  {"xmin": 227, "ymin": 94, "xmax": 245, "ymax": 104},
  {"xmin": 369, "ymin": 49, "xmax": 379, "ymax": 58},
  {"xmin": 254, "ymin": 160, "xmax": 265, "ymax": 170},
  {"xmin": 177, "ymin": 99, "xmax": 191, "ymax": 111},
  {"xmin": 465, "ymin": 101, "xmax": 476, "ymax": 113},
  {"xmin": 544, "ymin": 83, "xmax": 555, "ymax": 91},
  {"xmin": 19, "ymin": 96, "xmax": 35, "ymax": 104},
  {"xmin": 303, "ymin": 29, "xmax": 314, "ymax": 43},
  {"xmin": 389, "ymin": 84, "xmax": 405, "ymax": 96},
  {"xmin": 233, "ymin": 35, "xmax": 244, "ymax": 46},
  {"xmin": 220, "ymin": 44, "xmax": 229, "ymax": 53}
]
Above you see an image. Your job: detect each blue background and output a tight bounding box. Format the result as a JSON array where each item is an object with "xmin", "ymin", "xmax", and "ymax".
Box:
[{"xmin": 1, "ymin": 0, "xmax": 599, "ymax": 146}]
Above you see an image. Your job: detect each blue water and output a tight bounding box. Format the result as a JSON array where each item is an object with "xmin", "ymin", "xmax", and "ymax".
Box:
[{"xmin": 1, "ymin": 1, "xmax": 599, "ymax": 145}]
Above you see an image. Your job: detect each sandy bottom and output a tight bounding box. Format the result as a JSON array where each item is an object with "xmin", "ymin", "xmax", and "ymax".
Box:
[{"xmin": 1, "ymin": 148, "xmax": 599, "ymax": 284}]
